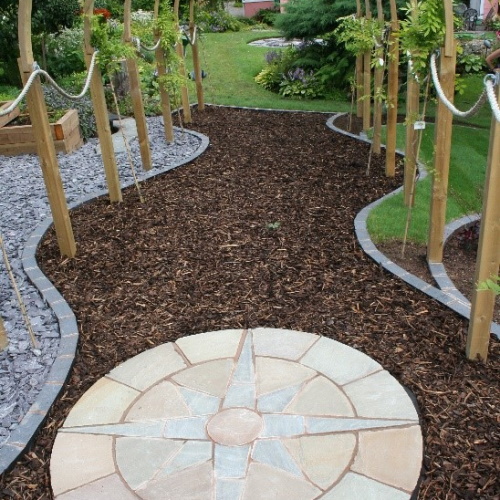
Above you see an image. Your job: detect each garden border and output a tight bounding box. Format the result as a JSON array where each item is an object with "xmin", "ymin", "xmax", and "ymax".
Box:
[
  {"xmin": 326, "ymin": 113, "xmax": 500, "ymax": 340},
  {"xmin": 0, "ymin": 126, "xmax": 209, "ymax": 475},
  {"xmin": 2, "ymin": 104, "xmax": 497, "ymax": 478}
]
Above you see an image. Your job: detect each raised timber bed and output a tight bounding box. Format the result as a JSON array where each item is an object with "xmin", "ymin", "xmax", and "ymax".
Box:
[
  {"xmin": 0, "ymin": 101, "xmax": 20, "ymax": 128},
  {"xmin": 0, "ymin": 108, "xmax": 83, "ymax": 156}
]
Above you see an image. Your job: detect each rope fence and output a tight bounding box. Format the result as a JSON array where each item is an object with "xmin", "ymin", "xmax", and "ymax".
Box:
[
  {"xmin": 430, "ymin": 52, "xmax": 498, "ymax": 120},
  {"xmin": 0, "ymin": 51, "xmax": 99, "ymax": 117},
  {"xmin": 132, "ymin": 37, "xmax": 161, "ymax": 52},
  {"xmin": 485, "ymin": 75, "xmax": 500, "ymax": 122}
]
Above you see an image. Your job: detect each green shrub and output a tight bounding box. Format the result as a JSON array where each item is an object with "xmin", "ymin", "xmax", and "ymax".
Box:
[
  {"xmin": 278, "ymin": 68, "xmax": 325, "ymax": 99},
  {"xmin": 252, "ymin": 7, "xmax": 280, "ymax": 26},
  {"xmin": 197, "ymin": 9, "xmax": 243, "ymax": 32},
  {"xmin": 457, "ymin": 52, "xmax": 486, "ymax": 74},
  {"xmin": 45, "ymin": 25, "xmax": 86, "ymax": 79},
  {"xmin": 42, "ymin": 81, "xmax": 97, "ymax": 141}
]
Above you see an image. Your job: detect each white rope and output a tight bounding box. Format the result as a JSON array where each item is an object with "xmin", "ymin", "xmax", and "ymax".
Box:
[
  {"xmin": 133, "ymin": 37, "xmax": 161, "ymax": 52},
  {"xmin": 485, "ymin": 75, "xmax": 500, "ymax": 122},
  {"xmin": 181, "ymin": 26, "xmax": 197, "ymax": 46},
  {"xmin": 430, "ymin": 52, "xmax": 487, "ymax": 118},
  {"xmin": 0, "ymin": 51, "xmax": 99, "ymax": 116}
]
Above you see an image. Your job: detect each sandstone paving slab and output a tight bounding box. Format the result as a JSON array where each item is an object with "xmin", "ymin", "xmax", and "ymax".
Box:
[
  {"xmin": 284, "ymin": 376, "xmax": 355, "ymax": 416},
  {"xmin": 284, "ymin": 434, "xmax": 357, "ymax": 490},
  {"xmin": 62, "ymin": 378, "xmax": 139, "ymax": 428},
  {"xmin": 50, "ymin": 329, "xmax": 422, "ymax": 499},
  {"xmin": 125, "ymin": 381, "xmax": 190, "ymax": 421},
  {"xmin": 343, "ymin": 370, "xmax": 419, "ymax": 420},
  {"xmin": 50, "ymin": 433, "xmax": 115, "ymax": 496},
  {"xmin": 301, "ymin": 336, "xmax": 382, "ymax": 385},
  {"xmin": 55, "ymin": 474, "xmax": 138, "ymax": 500},
  {"xmin": 175, "ymin": 329, "xmax": 243, "ymax": 363},
  {"xmin": 320, "ymin": 472, "xmax": 411, "ymax": 500},
  {"xmin": 171, "ymin": 358, "xmax": 234, "ymax": 397},
  {"xmin": 107, "ymin": 343, "xmax": 186, "ymax": 391},
  {"xmin": 351, "ymin": 425, "xmax": 423, "ymax": 492},
  {"xmin": 252, "ymin": 328, "xmax": 319, "ymax": 360},
  {"xmin": 255, "ymin": 357, "xmax": 316, "ymax": 396}
]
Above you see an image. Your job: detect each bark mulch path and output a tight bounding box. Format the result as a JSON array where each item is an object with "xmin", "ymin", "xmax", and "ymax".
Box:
[{"xmin": 1, "ymin": 107, "xmax": 498, "ymax": 499}]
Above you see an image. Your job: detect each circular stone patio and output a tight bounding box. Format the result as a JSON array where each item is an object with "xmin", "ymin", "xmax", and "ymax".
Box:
[{"xmin": 50, "ymin": 329, "xmax": 423, "ymax": 499}]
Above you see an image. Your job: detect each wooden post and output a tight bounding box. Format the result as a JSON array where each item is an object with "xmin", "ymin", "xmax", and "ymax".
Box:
[
  {"xmin": 372, "ymin": 0, "xmax": 385, "ymax": 154},
  {"xmin": 83, "ymin": 0, "xmax": 122, "ymax": 203},
  {"xmin": 18, "ymin": 0, "xmax": 76, "ymax": 258},
  {"xmin": 154, "ymin": 0, "xmax": 174, "ymax": 142},
  {"xmin": 362, "ymin": 0, "xmax": 372, "ymax": 132},
  {"xmin": 190, "ymin": 0, "xmax": 204, "ymax": 111},
  {"xmin": 466, "ymin": 82, "xmax": 500, "ymax": 362},
  {"xmin": 124, "ymin": 0, "xmax": 153, "ymax": 170},
  {"xmin": 174, "ymin": 0, "xmax": 192, "ymax": 123},
  {"xmin": 404, "ymin": 0, "xmax": 419, "ymax": 207},
  {"xmin": 427, "ymin": 45, "xmax": 457, "ymax": 263},
  {"xmin": 385, "ymin": 0, "xmax": 399, "ymax": 177},
  {"xmin": 0, "ymin": 317, "xmax": 7, "ymax": 351},
  {"xmin": 356, "ymin": 0, "xmax": 363, "ymax": 118}
]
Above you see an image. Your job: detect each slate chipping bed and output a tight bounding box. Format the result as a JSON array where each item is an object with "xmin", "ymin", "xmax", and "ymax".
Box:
[
  {"xmin": 0, "ymin": 116, "xmax": 201, "ymax": 450},
  {"xmin": 0, "ymin": 107, "xmax": 499, "ymax": 499}
]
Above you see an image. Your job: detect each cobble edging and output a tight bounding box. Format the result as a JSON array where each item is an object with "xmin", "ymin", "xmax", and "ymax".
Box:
[
  {"xmin": 0, "ymin": 127, "xmax": 209, "ymax": 475},
  {"xmin": 327, "ymin": 113, "xmax": 500, "ymax": 340}
]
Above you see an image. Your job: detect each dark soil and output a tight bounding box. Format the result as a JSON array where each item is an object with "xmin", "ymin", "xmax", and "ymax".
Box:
[{"xmin": 1, "ymin": 107, "xmax": 498, "ymax": 499}]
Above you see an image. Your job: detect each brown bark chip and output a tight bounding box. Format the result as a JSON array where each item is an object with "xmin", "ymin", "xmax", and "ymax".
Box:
[{"xmin": 0, "ymin": 108, "xmax": 498, "ymax": 499}]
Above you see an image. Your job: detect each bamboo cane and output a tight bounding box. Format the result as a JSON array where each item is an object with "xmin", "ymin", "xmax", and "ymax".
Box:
[
  {"xmin": 0, "ymin": 316, "xmax": 7, "ymax": 351},
  {"xmin": 1, "ymin": 235, "xmax": 38, "ymax": 348},
  {"xmin": 404, "ymin": 0, "xmax": 419, "ymax": 207}
]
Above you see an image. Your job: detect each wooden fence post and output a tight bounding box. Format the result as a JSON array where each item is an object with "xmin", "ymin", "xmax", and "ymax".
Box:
[
  {"xmin": 372, "ymin": 0, "xmax": 385, "ymax": 154},
  {"xmin": 124, "ymin": 0, "xmax": 153, "ymax": 170},
  {"xmin": 18, "ymin": 0, "xmax": 76, "ymax": 258},
  {"xmin": 385, "ymin": 0, "xmax": 399, "ymax": 177},
  {"xmin": 190, "ymin": 0, "xmax": 204, "ymax": 111},
  {"xmin": 427, "ymin": 0, "xmax": 456, "ymax": 263},
  {"xmin": 83, "ymin": 0, "xmax": 122, "ymax": 203},
  {"xmin": 362, "ymin": 0, "xmax": 372, "ymax": 132},
  {"xmin": 174, "ymin": 0, "xmax": 192, "ymax": 123},
  {"xmin": 466, "ymin": 82, "xmax": 500, "ymax": 362},
  {"xmin": 154, "ymin": 0, "xmax": 174, "ymax": 142},
  {"xmin": 356, "ymin": 0, "xmax": 364, "ymax": 118}
]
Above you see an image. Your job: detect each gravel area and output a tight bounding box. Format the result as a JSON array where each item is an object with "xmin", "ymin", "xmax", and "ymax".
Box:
[{"xmin": 0, "ymin": 116, "xmax": 202, "ymax": 449}]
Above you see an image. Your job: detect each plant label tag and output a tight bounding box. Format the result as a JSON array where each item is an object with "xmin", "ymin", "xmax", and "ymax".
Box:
[{"xmin": 414, "ymin": 121, "xmax": 426, "ymax": 130}]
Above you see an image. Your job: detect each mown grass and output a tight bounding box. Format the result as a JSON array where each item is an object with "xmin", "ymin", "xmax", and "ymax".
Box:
[
  {"xmin": 184, "ymin": 29, "xmax": 351, "ymax": 112},
  {"xmin": 367, "ymin": 73, "xmax": 493, "ymax": 243}
]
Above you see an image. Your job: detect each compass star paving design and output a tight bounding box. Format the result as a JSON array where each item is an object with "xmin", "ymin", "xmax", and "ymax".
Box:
[{"xmin": 50, "ymin": 329, "xmax": 423, "ymax": 499}]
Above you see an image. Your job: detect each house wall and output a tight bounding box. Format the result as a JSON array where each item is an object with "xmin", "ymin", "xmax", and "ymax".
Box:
[{"xmin": 242, "ymin": 0, "xmax": 275, "ymax": 17}]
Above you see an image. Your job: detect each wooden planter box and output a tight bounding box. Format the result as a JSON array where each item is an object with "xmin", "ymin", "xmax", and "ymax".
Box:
[
  {"xmin": 0, "ymin": 101, "xmax": 20, "ymax": 128},
  {"xmin": 0, "ymin": 108, "xmax": 83, "ymax": 156}
]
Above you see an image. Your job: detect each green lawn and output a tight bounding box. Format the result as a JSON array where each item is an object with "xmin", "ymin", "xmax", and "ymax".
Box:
[
  {"xmin": 184, "ymin": 30, "xmax": 351, "ymax": 112},
  {"xmin": 367, "ymin": 73, "xmax": 493, "ymax": 244},
  {"xmin": 367, "ymin": 122, "xmax": 490, "ymax": 244}
]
